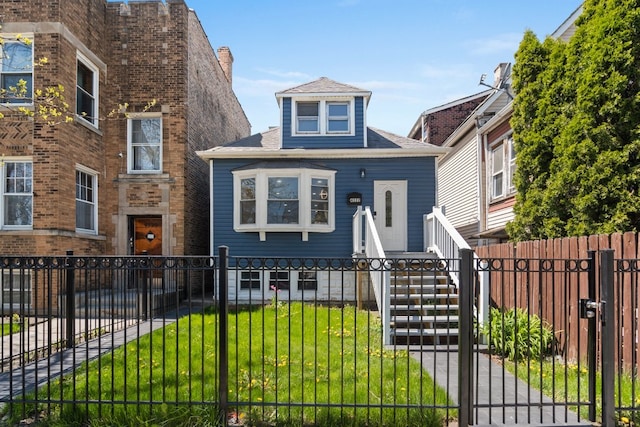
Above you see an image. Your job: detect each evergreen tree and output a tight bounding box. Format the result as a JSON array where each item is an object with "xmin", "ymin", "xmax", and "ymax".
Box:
[{"xmin": 508, "ymin": 0, "xmax": 640, "ymax": 240}]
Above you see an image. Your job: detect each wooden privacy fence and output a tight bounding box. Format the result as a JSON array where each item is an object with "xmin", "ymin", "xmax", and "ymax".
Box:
[{"xmin": 474, "ymin": 232, "xmax": 640, "ymax": 371}]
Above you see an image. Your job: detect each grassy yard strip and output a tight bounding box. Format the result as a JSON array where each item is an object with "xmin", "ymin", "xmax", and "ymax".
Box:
[
  {"xmin": 501, "ymin": 357, "xmax": 640, "ymax": 424},
  {"xmin": 5, "ymin": 303, "xmax": 452, "ymax": 426},
  {"xmin": 1, "ymin": 315, "xmax": 23, "ymax": 336}
]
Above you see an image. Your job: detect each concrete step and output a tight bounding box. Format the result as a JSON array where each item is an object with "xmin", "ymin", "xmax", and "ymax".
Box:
[
  {"xmin": 391, "ymin": 314, "xmax": 459, "ymax": 325},
  {"xmin": 391, "ymin": 327, "xmax": 459, "ymax": 337}
]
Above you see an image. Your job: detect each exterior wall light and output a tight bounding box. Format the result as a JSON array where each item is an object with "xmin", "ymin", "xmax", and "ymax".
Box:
[{"xmin": 360, "ymin": 168, "xmax": 366, "ymax": 178}]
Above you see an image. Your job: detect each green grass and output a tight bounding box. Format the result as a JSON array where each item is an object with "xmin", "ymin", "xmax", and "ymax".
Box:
[
  {"xmin": 500, "ymin": 356, "xmax": 640, "ymax": 425},
  {"xmin": 4, "ymin": 303, "xmax": 452, "ymax": 426},
  {"xmin": 1, "ymin": 316, "xmax": 23, "ymax": 336}
]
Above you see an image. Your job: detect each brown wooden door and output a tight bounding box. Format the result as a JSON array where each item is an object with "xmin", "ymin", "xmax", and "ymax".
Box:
[{"xmin": 133, "ymin": 217, "xmax": 162, "ymax": 256}]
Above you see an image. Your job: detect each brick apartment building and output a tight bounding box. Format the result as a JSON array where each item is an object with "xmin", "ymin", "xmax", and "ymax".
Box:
[
  {"xmin": 0, "ymin": 0, "xmax": 250, "ymax": 259},
  {"xmin": 0, "ymin": 0, "xmax": 250, "ymax": 310}
]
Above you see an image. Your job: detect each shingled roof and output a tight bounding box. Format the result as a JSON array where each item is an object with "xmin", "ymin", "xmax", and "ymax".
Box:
[
  {"xmin": 276, "ymin": 77, "xmax": 371, "ymax": 104},
  {"xmin": 197, "ymin": 126, "xmax": 448, "ymax": 159}
]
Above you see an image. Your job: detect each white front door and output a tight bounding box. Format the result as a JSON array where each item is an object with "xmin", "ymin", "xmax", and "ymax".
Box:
[{"xmin": 373, "ymin": 180, "xmax": 407, "ymax": 252}]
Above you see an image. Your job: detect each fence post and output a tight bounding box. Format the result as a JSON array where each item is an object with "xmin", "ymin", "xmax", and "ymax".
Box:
[
  {"xmin": 142, "ymin": 250, "xmax": 149, "ymax": 321},
  {"xmin": 65, "ymin": 250, "xmax": 75, "ymax": 349},
  {"xmin": 476, "ymin": 257, "xmax": 489, "ymax": 344},
  {"xmin": 458, "ymin": 248, "xmax": 474, "ymax": 427},
  {"xmin": 218, "ymin": 246, "xmax": 229, "ymax": 423},
  {"xmin": 600, "ymin": 249, "xmax": 615, "ymax": 426},
  {"xmin": 587, "ymin": 250, "xmax": 597, "ymax": 422}
]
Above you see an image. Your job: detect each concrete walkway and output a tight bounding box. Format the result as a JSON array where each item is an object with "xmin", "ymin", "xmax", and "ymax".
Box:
[
  {"xmin": 0, "ymin": 316, "xmax": 173, "ymax": 403},
  {"xmin": 411, "ymin": 345, "xmax": 595, "ymax": 426}
]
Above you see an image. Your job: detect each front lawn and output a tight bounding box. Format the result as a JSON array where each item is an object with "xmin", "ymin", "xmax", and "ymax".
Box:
[{"xmin": 4, "ymin": 303, "xmax": 452, "ymax": 426}]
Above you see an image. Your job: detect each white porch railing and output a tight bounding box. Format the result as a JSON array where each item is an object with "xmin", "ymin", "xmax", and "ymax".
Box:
[
  {"xmin": 352, "ymin": 206, "xmax": 391, "ymax": 345},
  {"xmin": 423, "ymin": 206, "xmax": 490, "ymax": 332}
]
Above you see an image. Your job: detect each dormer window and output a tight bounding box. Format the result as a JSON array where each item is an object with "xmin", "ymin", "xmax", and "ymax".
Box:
[
  {"xmin": 292, "ymin": 99, "xmax": 353, "ymax": 136},
  {"xmin": 296, "ymin": 102, "xmax": 319, "ymax": 133},
  {"xmin": 327, "ymin": 102, "xmax": 349, "ymax": 132}
]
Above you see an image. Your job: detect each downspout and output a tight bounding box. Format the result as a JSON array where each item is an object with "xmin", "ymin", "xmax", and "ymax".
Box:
[
  {"xmin": 478, "ymin": 132, "xmax": 487, "ymax": 239},
  {"xmin": 209, "ymin": 159, "xmax": 215, "ymax": 256}
]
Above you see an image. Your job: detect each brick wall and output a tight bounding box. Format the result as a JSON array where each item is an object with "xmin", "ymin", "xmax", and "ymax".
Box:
[{"xmin": 0, "ymin": 0, "xmax": 250, "ymax": 259}]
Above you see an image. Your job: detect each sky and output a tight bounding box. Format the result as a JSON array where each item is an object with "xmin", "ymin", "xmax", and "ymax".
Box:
[{"xmin": 185, "ymin": 1, "xmax": 583, "ymax": 137}]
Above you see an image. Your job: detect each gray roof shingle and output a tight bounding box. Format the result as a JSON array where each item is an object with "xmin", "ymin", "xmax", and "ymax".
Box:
[{"xmin": 276, "ymin": 77, "xmax": 370, "ymax": 96}]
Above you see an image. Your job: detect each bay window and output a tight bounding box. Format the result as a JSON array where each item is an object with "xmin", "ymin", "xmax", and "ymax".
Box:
[{"xmin": 233, "ymin": 166, "xmax": 336, "ymax": 241}]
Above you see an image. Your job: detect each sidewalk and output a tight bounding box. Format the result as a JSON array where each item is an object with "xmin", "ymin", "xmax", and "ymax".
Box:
[
  {"xmin": 0, "ymin": 315, "xmax": 179, "ymax": 402},
  {"xmin": 411, "ymin": 346, "xmax": 594, "ymax": 426}
]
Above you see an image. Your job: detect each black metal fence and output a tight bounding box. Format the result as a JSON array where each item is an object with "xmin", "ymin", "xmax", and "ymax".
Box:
[{"xmin": 0, "ymin": 249, "xmax": 638, "ymax": 426}]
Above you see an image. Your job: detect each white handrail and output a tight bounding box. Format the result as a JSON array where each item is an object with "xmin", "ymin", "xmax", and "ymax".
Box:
[
  {"xmin": 423, "ymin": 206, "xmax": 471, "ymax": 287},
  {"xmin": 423, "ymin": 206, "xmax": 489, "ymax": 334},
  {"xmin": 352, "ymin": 206, "xmax": 364, "ymax": 254},
  {"xmin": 353, "ymin": 206, "xmax": 391, "ymax": 345}
]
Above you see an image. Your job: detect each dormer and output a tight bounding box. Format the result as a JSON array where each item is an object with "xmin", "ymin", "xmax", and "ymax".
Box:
[{"xmin": 276, "ymin": 77, "xmax": 372, "ymax": 149}]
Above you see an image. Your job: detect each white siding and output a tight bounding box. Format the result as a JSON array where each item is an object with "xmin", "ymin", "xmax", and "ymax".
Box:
[
  {"xmin": 228, "ymin": 269, "xmax": 357, "ymax": 303},
  {"xmin": 438, "ymin": 138, "xmax": 478, "ymax": 230},
  {"xmin": 487, "ymin": 206, "xmax": 514, "ymax": 230}
]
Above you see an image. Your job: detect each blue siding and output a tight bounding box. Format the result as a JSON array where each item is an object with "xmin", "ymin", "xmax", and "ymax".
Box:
[
  {"xmin": 281, "ymin": 97, "xmax": 365, "ymax": 149},
  {"xmin": 211, "ymin": 157, "xmax": 436, "ymax": 258}
]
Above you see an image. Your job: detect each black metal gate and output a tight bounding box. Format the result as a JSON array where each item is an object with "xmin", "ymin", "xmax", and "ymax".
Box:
[{"xmin": 458, "ymin": 249, "xmax": 639, "ymax": 427}]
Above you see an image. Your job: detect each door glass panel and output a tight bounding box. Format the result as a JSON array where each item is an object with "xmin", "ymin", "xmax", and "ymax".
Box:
[{"xmin": 385, "ymin": 190, "xmax": 392, "ymax": 228}]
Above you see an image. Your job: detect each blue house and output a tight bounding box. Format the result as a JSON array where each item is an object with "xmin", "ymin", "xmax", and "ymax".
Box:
[{"xmin": 197, "ymin": 77, "xmax": 447, "ymax": 304}]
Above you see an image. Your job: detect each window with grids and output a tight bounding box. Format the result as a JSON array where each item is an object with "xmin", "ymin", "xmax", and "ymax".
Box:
[
  {"xmin": 76, "ymin": 168, "xmax": 97, "ymax": 233},
  {"xmin": 490, "ymin": 135, "xmax": 516, "ymax": 200},
  {"xmin": 234, "ymin": 168, "xmax": 335, "ymax": 238},
  {"xmin": 0, "ymin": 37, "xmax": 33, "ymax": 104},
  {"xmin": 3, "ymin": 161, "xmax": 33, "ymax": 228},
  {"xmin": 298, "ymin": 271, "xmax": 317, "ymax": 290},
  {"xmin": 293, "ymin": 99, "xmax": 352, "ymax": 136},
  {"xmin": 327, "ymin": 102, "xmax": 349, "ymax": 133},
  {"xmin": 296, "ymin": 101, "xmax": 319, "ymax": 133},
  {"xmin": 128, "ymin": 116, "xmax": 162, "ymax": 173},
  {"xmin": 269, "ymin": 271, "xmax": 290, "ymax": 291},
  {"xmin": 240, "ymin": 271, "xmax": 261, "ymax": 290},
  {"xmin": 76, "ymin": 53, "xmax": 99, "ymax": 127}
]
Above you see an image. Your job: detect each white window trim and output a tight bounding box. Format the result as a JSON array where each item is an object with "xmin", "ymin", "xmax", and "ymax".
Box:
[
  {"xmin": 1, "ymin": 157, "xmax": 33, "ymax": 230},
  {"xmin": 292, "ymin": 98, "xmax": 354, "ymax": 137},
  {"xmin": 233, "ymin": 167, "xmax": 336, "ymax": 241},
  {"xmin": 0, "ymin": 34, "xmax": 34, "ymax": 106},
  {"xmin": 236, "ymin": 270, "xmax": 318, "ymax": 295},
  {"xmin": 326, "ymin": 101, "xmax": 350, "ymax": 134},
  {"xmin": 75, "ymin": 164, "xmax": 98, "ymax": 235},
  {"xmin": 239, "ymin": 270, "xmax": 262, "ymax": 290},
  {"xmin": 127, "ymin": 113, "xmax": 163, "ymax": 174},
  {"xmin": 76, "ymin": 51, "xmax": 99, "ymax": 128},
  {"xmin": 489, "ymin": 133, "xmax": 516, "ymax": 202},
  {"xmin": 507, "ymin": 136, "xmax": 516, "ymax": 193}
]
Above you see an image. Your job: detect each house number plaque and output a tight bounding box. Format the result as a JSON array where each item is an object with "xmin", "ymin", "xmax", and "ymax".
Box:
[{"xmin": 347, "ymin": 192, "xmax": 362, "ymax": 206}]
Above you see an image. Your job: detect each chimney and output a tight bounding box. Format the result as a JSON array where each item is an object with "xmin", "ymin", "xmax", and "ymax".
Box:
[
  {"xmin": 217, "ymin": 46, "xmax": 233, "ymax": 85},
  {"xmin": 493, "ymin": 62, "xmax": 510, "ymax": 88}
]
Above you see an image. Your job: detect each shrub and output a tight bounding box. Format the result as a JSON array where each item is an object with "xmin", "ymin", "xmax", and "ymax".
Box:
[{"xmin": 481, "ymin": 307, "xmax": 555, "ymax": 361}]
